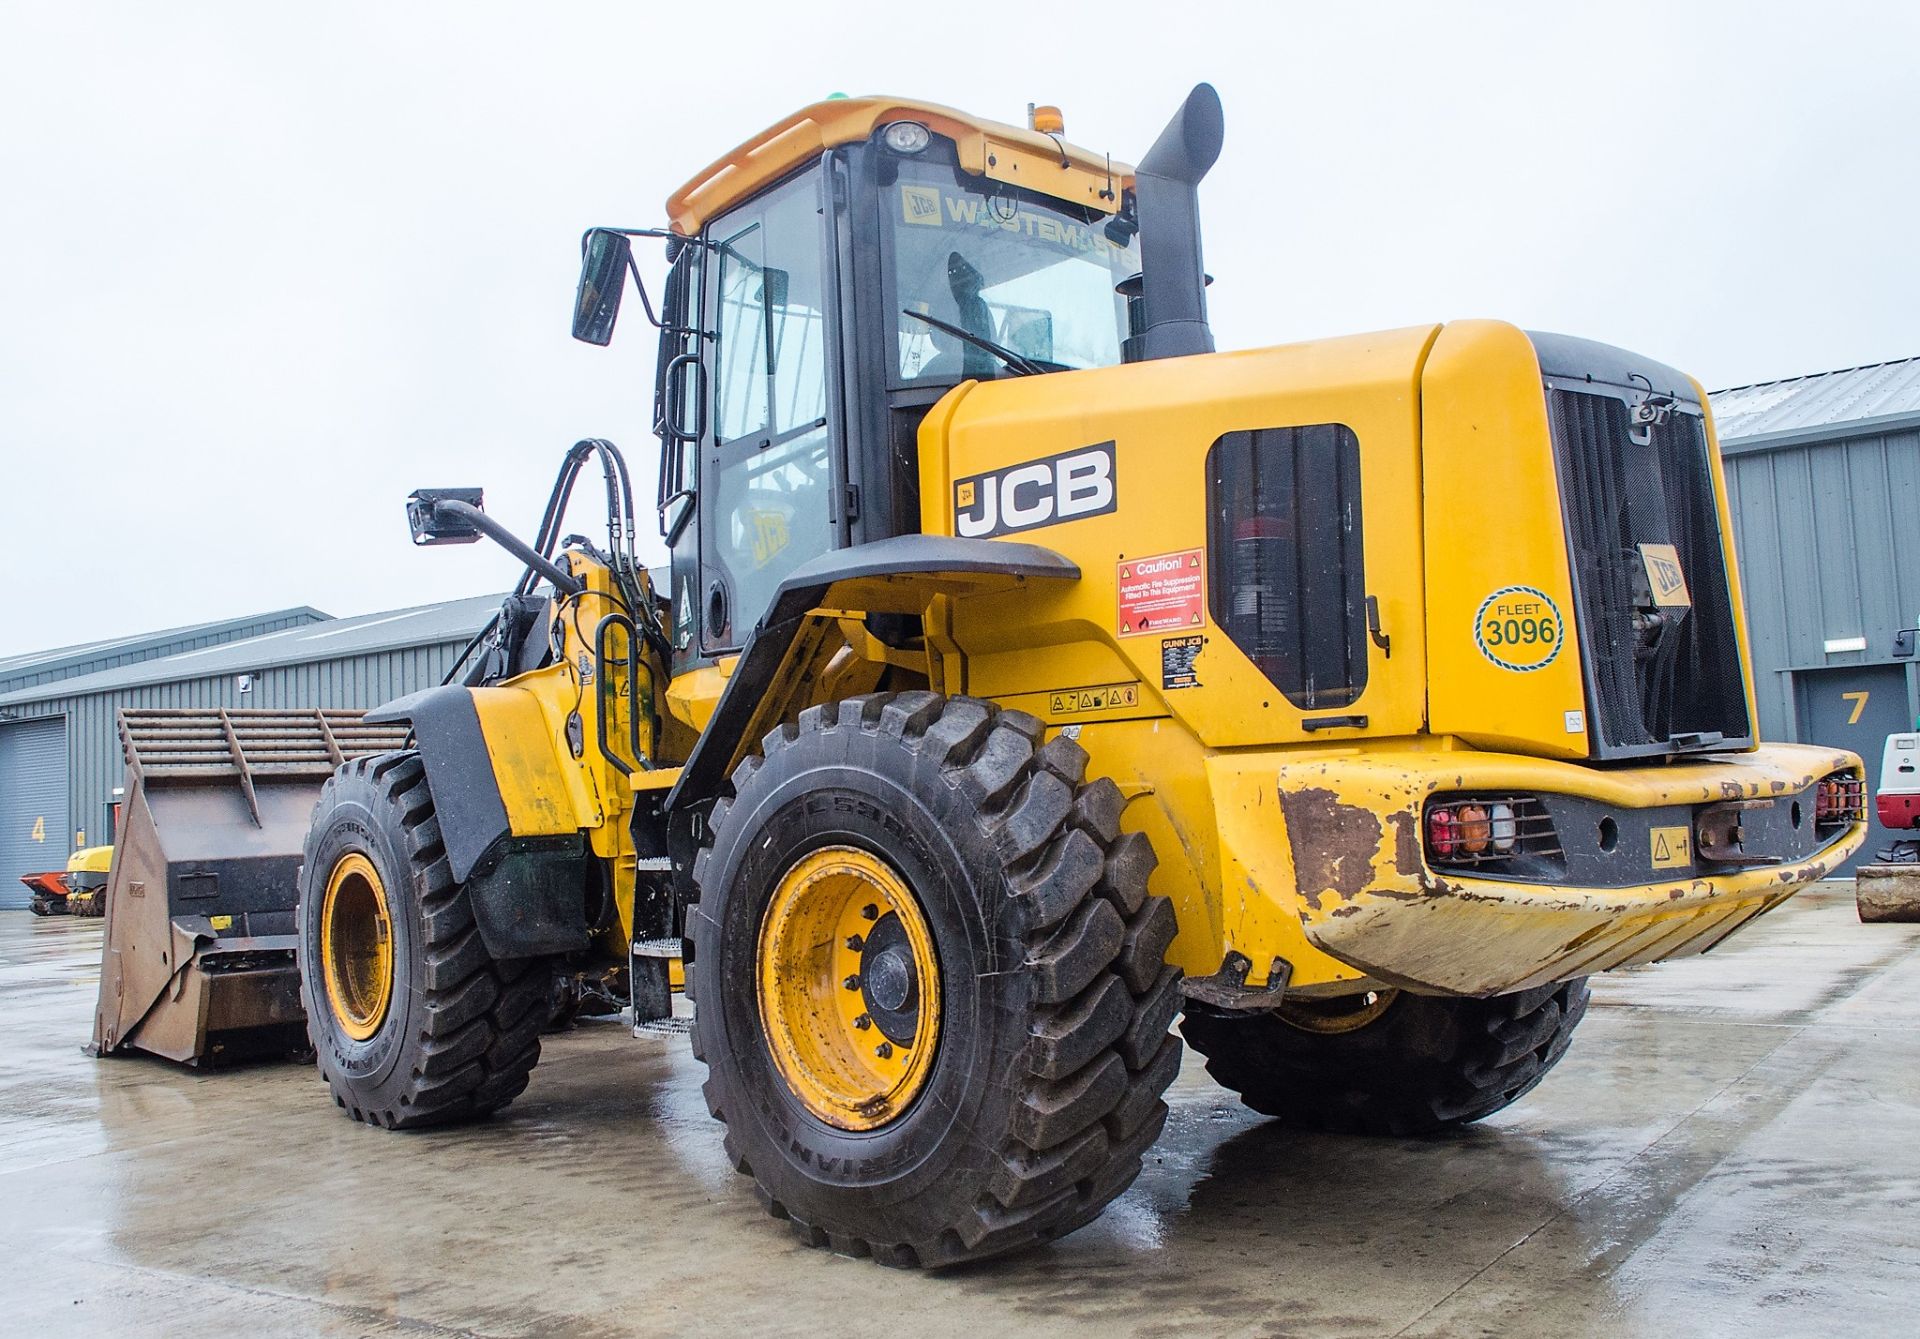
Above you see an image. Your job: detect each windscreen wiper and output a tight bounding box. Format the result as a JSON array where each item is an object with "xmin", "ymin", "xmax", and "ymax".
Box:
[{"xmin": 902, "ymin": 308, "xmax": 1051, "ymax": 377}]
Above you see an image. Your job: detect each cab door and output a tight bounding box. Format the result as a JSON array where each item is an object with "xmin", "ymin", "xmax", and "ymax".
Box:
[{"xmin": 698, "ymin": 165, "xmax": 844, "ymax": 653}]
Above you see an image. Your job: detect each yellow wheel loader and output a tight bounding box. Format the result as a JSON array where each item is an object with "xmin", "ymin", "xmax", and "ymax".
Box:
[{"xmin": 292, "ymin": 86, "xmax": 1866, "ymax": 1264}]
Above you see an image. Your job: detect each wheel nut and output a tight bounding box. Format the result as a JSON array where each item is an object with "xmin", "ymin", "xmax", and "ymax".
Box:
[
  {"xmin": 860, "ymin": 903, "xmax": 879, "ymax": 920},
  {"xmin": 854, "ymin": 1013, "xmax": 872, "ymax": 1030},
  {"xmin": 843, "ymin": 974, "xmax": 861, "ymax": 991},
  {"xmin": 874, "ymin": 1042, "xmax": 893, "ymax": 1059},
  {"xmin": 845, "ymin": 934, "xmax": 865, "ymax": 951}
]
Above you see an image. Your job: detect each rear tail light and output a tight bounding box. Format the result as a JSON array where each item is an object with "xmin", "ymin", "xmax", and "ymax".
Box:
[
  {"xmin": 1426, "ymin": 796, "xmax": 1556, "ymax": 869},
  {"xmin": 1815, "ymin": 772, "xmax": 1865, "ymax": 829},
  {"xmin": 1489, "ymin": 802, "xmax": 1517, "ymax": 852},
  {"xmin": 1456, "ymin": 804, "xmax": 1490, "ymax": 854}
]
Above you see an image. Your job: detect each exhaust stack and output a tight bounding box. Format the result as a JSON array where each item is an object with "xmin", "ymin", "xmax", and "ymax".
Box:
[{"xmin": 1131, "ymin": 83, "xmax": 1225, "ymax": 361}]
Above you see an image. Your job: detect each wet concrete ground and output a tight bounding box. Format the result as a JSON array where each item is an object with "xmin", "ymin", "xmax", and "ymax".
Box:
[{"xmin": 2, "ymin": 883, "xmax": 1915, "ymax": 1338}]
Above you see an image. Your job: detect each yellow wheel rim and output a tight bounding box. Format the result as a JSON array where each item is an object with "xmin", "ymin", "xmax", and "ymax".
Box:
[
  {"xmin": 320, "ymin": 852, "xmax": 394, "ymax": 1042},
  {"xmin": 1278, "ymin": 988, "xmax": 1399, "ymax": 1036},
  {"xmin": 756, "ymin": 845, "xmax": 941, "ymax": 1131}
]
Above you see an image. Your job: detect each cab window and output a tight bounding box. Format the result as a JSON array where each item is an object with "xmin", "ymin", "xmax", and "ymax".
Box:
[
  {"xmin": 703, "ymin": 169, "xmax": 835, "ymax": 649},
  {"xmin": 882, "ymin": 158, "xmax": 1137, "ymax": 386}
]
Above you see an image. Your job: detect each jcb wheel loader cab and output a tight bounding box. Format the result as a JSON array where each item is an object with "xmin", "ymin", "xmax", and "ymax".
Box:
[
  {"xmin": 691, "ymin": 694, "xmax": 1182, "ymax": 1266},
  {"xmin": 298, "ymin": 753, "xmax": 557, "ymax": 1127}
]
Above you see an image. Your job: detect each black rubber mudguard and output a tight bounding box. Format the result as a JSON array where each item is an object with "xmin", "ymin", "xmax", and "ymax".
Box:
[{"xmin": 666, "ymin": 535, "xmax": 1079, "ymax": 810}]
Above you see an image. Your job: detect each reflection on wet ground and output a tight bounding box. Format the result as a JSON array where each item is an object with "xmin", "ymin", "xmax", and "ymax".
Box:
[{"xmin": 2, "ymin": 883, "xmax": 1915, "ymax": 1338}]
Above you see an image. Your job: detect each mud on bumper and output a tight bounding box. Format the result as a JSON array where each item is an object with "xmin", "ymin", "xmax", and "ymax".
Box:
[{"xmin": 1274, "ymin": 742, "xmax": 1866, "ymax": 997}]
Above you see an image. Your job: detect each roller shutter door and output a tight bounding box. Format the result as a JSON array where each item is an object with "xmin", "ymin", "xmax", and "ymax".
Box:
[{"xmin": 0, "ymin": 717, "xmax": 69, "ymax": 910}]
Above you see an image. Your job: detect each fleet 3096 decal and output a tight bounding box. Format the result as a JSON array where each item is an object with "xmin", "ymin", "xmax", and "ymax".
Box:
[{"xmin": 1473, "ymin": 585, "xmax": 1564, "ymax": 672}]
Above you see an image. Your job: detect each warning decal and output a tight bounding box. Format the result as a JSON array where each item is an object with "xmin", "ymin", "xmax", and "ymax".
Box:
[
  {"xmin": 1161, "ymin": 634, "xmax": 1204, "ymax": 690},
  {"xmin": 1118, "ymin": 549, "xmax": 1205, "ymax": 638},
  {"xmin": 1048, "ymin": 683, "xmax": 1141, "ymax": 716},
  {"xmin": 1649, "ymin": 825, "xmax": 1692, "ymax": 870}
]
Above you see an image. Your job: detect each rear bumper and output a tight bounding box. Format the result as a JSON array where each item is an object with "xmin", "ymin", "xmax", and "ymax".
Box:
[
  {"xmin": 1878, "ymin": 793, "xmax": 1920, "ymax": 830},
  {"xmin": 1269, "ymin": 741, "xmax": 1865, "ymax": 997}
]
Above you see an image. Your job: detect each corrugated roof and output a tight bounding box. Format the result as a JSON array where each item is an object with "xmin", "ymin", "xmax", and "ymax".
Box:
[
  {"xmin": 0, "ymin": 594, "xmax": 503, "ymax": 708},
  {"xmin": 1710, "ymin": 356, "xmax": 1920, "ymax": 444},
  {"xmin": 0, "ymin": 606, "xmax": 330, "ymax": 693}
]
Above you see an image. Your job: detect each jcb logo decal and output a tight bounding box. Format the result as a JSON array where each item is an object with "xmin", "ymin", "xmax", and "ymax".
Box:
[
  {"xmin": 900, "ymin": 185, "xmax": 942, "ymax": 226},
  {"xmin": 954, "ymin": 442, "xmax": 1116, "ymax": 539},
  {"xmin": 1638, "ymin": 542, "xmax": 1692, "ymax": 608}
]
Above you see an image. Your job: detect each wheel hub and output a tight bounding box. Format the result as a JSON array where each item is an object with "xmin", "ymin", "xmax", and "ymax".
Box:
[
  {"xmin": 756, "ymin": 846, "xmax": 940, "ymax": 1131},
  {"xmin": 859, "ymin": 913, "xmax": 920, "ymax": 1042}
]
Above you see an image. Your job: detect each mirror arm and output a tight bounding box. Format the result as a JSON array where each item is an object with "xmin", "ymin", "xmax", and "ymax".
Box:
[
  {"xmin": 433, "ymin": 499, "xmax": 585, "ymax": 596},
  {"xmin": 624, "ymin": 251, "xmax": 662, "ymax": 330}
]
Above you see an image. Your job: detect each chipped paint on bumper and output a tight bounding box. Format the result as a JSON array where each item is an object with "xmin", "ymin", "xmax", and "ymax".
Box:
[{"xmin": 1263, "ymin": 741, "xmax": 1866, "ymax": 997}]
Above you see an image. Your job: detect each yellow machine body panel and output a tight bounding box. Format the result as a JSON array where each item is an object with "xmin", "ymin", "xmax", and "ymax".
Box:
[
  {"xmin": 909, "ymin": 320, "xmax": 1866, "ymax": 996},
  {"xmin": 1420, "ymin": 321, "xmax": 1592, "ymax": 758},
  {"xmin": 664, "ymin": 660, "xmax": 734, "ymax": 735},
  {"xmin": 927, "ymin": 324, "xmax": 1439, "ymax": 749},
  {"xmin": 67, "ymin": 844, "xmax": 113, "ymax": 875}
]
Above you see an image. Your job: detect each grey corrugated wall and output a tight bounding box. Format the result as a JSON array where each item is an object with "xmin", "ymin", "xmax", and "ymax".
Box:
[
  {"xmin": 0, "ymin": 610, "xmax": 327, "ymax": 696},
  {"xmin": 1723, "ymin": 423, "xmax": 1920, "ymax": 740},
  {"xmin": 1, "ymin": 641, "xmax": 469, "ymax": 851}
]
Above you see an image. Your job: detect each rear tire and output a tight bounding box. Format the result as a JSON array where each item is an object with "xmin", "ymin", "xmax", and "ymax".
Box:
[
  {"xmin": 691, "ymin": 692, "xmax": 1183, "ymax": 1267},
  {"xmin": 298, "ymin": 751, "xmax": 556, "ymax": 1129},
  {"xmin": 1180, "ymin": 979, "xmax": 1589, "ymax": 1136}
]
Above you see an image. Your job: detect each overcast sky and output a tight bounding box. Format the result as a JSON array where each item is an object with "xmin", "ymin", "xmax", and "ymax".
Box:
[{"xmin": 2, "ymin": 2, "xmax": 1914, "ymax": 657}]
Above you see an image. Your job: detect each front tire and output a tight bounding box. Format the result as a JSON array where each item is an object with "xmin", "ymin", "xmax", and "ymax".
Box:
[
  {"xmin": 1181, "ymin": 979, "xmax": 1590, "ymax": 1136},
  {"xmin": 691, "ymin": 693, "xmax": 1183, "ymax": 1267},
  {"xmin": 298, "ymin": 752, "xmax": 555, "ymax": 1129}
]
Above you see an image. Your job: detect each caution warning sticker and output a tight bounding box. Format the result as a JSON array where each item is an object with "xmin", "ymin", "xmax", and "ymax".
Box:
[
  {"xmin": 1048, "ymin": 683, "xmax": 1141, "ymax": 716},
  {"xmin": 1118, "ymin": 549, "xmax": 1205, "ymax": 638},
  {"xmin": 1649, "ymin": 825, "xmax": 1692, "ymax": 870}
]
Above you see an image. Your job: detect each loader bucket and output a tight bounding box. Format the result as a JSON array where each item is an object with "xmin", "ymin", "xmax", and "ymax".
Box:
[{"xmin": 90, "ymin": 708, "xmax": 411, "ymax": 1066}]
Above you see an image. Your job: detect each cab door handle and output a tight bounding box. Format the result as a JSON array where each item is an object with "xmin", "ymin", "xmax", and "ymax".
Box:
[{"xmin": 1366, "ymin": 595, "xmax": 1391, "ymax": 658}]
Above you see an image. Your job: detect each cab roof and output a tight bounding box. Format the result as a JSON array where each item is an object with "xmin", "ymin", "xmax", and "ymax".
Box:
[{"xmin": 665, "ymin": 95, "xmax": 1135, "ymax": 236}]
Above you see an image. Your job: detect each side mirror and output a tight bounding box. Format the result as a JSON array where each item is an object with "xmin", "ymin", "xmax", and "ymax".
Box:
[
  {"xmin": 407, "ymin": 488, "xmax": 485, "ymax": 546},
  {"xmin": 1896, "ymin": 628, "xmax": 1917, "ymax": 659},
  {"xmin": 573, "ymin": 229, "xmax": 632, "ymax": 345}
]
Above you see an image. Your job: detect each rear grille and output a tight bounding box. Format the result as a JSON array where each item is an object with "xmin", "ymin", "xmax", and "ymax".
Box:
[{"xmin": 1546, "ymin": 387, "xmax": 1751, "ymax": 758}]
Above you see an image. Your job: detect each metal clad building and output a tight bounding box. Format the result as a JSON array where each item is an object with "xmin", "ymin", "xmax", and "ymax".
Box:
[
  {"xmin": 1711, "ymin": 357, "xmax": 1920, "ymax": 870},
  {"xmin": 0, "ymin": 607, "xmax": 328, "ymax": 696},
  {"xmin": 0, "ymin": 596, "xmax": 498, "ymax": 908}
]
